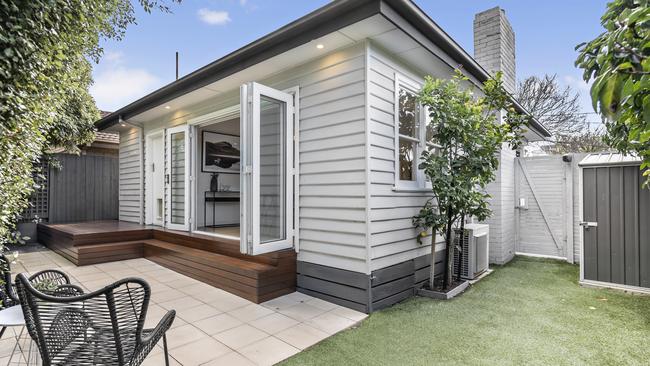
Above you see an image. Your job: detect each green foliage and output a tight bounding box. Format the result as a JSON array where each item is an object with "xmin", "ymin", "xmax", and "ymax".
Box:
[
  {"xmin": 412, "ymin": 71, "xmax": 528, "ymax": 288},
  {"xmin": 0, "ymin": 0, "xmax": 179, "ymax": 246},
  {"xmin": 575, "ymin": 0, "xmax": 650, "ymax": 183}
]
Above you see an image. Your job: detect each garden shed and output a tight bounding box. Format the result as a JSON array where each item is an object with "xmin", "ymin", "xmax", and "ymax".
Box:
[{"xmin": 579, "ymin": 153, "xmax": 650, "ymax": 292}]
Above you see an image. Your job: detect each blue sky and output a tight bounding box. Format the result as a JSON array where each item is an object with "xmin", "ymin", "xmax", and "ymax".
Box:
[{"xmin": 91, "ymin": 0, "xmax": 609, "ymax": 123}]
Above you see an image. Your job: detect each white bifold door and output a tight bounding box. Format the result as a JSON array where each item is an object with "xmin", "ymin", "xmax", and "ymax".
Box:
[
  {"xmin": 240, "ymin": 82, "xmax": 295, "ymax": 255},
  {"xmin": 166, "ymin": 125, "xmax": 191, "ymax": 231}
]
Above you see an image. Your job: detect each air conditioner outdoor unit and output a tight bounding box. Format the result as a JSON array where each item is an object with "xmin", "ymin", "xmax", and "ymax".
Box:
[{"xmin": 453, "ymin": 223, "xmax": 489, "ymax": 280}]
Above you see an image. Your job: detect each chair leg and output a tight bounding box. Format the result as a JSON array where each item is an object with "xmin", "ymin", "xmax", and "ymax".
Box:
[
  {"xmin": 0, "ymin": 326, "xmax": 5, "ymax": 339},
  {"xmin": 7, "ymin": 326, "xmax": 22, "ymax": 366},
  {"xmin": 163, "ymin": 334, "xmax": 170, "ymax": 366}
]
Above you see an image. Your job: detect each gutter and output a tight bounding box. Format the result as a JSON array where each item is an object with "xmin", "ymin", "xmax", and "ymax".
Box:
[
  {"xmin": 96, "ymin": 0, "xmax": 551, "ymax": 139},
  {"xmin": 96, "ymin": 0, "xmax": 380, "ymax": 131},
  {"xmin": 383, "ymin": 0, "xmax": 551, "ymax": 138}
]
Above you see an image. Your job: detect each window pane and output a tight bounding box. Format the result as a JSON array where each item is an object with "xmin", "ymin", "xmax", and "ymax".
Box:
[
  {"xmin": 399, "ymin": 139, "xmax": 416, "ymax": 181},
  {"xmin": 170, "ymin": 131, "xmax": 185, "ymax": 225},
  {"xmin": 398, "ymin": 88, "xmax": 419, "ymax": 138},
  {"xmin": 425, "ymin": 117, "xmax": 435, "ymax": 143},
  {"xmin": 259, "ymin": 96, "xmax": 286, "ymax": 243}
]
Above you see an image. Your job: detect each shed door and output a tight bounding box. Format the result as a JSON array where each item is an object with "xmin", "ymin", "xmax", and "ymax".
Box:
[
  {"xmin": 240, "ymin": 82, "xmax": 295, "ymax": 255},
  {"xmin": 582, "ymin": 166, "xmax": 650, "ymax": 287}
]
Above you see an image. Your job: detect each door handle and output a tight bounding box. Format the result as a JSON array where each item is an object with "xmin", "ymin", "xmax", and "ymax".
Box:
[{"xmin": 579, "ymin": 221, "xmax": 598, "ymax": 229}]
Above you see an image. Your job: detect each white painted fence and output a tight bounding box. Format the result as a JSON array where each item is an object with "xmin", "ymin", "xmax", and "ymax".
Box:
[{"xmin": 514, "ymin": 154, "xmax": 585, "ymax": 262}]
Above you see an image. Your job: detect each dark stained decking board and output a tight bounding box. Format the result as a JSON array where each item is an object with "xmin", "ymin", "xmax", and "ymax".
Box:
[{"xmin": 38, "ymin": 221, "xmax": 296, "ymax": 303}]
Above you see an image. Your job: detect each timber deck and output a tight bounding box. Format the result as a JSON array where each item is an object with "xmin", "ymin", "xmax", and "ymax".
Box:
[{"xmin": 37, "ymin": 221, "xmax": 296, "ymax": 303}]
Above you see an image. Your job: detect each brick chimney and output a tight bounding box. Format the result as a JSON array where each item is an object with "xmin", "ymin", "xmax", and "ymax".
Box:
[{"xmin": 473, "ymin": 7, "xmax": 516, "ymax": 94}]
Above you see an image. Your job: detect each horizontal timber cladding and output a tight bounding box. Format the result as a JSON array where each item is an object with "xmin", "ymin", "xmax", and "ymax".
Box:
[
  {"xmin": 297, "ymin": 250, "xmax": 445, "ymax": 313},
  {"xmin": 367, "ymin": 43, "xmax": 443, "ymax": 271},
  {"xmin": 262, "ymin": 42, "xmax": 370, "ymax": 274},
  {"xmin": 118, "ymin": 127, "xmax": 143, "ymax": 223},
  {"xmin": 137, "ymin": 43, "xmax": 370, "ymax": 274}
]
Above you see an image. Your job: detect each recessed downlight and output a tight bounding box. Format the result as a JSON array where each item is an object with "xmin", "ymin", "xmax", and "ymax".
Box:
[
  {"xmin": 316, "ymin": 44, "xmax": 324, "ymax": 49},
  {"xmin": 165, "ymin": 105, "xmax": 171, "ymax": 109}
]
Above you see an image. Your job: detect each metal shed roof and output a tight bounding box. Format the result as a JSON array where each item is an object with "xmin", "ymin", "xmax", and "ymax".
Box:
[{"xmin": 578, "ymin": 152, "xmax": 642, "ymax": 167}]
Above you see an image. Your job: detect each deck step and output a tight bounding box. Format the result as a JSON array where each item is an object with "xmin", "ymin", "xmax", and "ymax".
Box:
[
  {"xmin": 151, "ymin": 229, "xmax": 278, "ymax": 266},
  {"xmin": 37, "ymin": 221, "xmax": 297, "ymax": 303},
  {"xmin": 143, "ymin": 239, "xmax": 275, "ymax": 278},
  {"xmin": 142, "ymin": 240, "xmax": 293, "ymax": 302}
]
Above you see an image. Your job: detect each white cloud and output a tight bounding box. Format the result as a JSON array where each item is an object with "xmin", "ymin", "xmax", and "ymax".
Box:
[
  {"xmin": 197, "ymin": 8, "xmax": 231, "ymax": 25},
  {"xmin": 103, "ymin": 50, "xmax": 124, "ymax": 64},
  {"xmin": 90, "ymin": 67, "xmax": 161, "ymax": 112},
  {"xmin": 563, "ymin": 75, "xmax": 591, "ymax": 93}
]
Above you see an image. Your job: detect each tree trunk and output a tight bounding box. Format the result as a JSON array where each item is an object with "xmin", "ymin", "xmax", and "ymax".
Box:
[
  {"xmin": 444, "ymin": 209, "xmax": 454, "ymax": 290},
  {"xmin": 456, "ymin": 214, "xmax": 466, "ymax": 282},
  {"xmin": 428, "ymin": 228, "xmax": 436, "ymax": 290}
]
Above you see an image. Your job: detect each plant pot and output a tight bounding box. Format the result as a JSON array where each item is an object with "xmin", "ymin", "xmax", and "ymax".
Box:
[{"xmin": 417, "ymin": 280, "xmax": 469, "ymax": 300}]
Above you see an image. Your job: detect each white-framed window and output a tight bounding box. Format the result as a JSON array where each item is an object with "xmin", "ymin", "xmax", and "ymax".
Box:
[{"xmin": 394, "ymin": 74, "xmax": 437, "ymax": 190}]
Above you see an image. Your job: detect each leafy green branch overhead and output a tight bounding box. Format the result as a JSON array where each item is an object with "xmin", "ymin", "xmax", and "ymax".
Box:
[
  {"xmin": 576, "ymin": 0, "xmax": 650, "ymax": 183},
  {"xmin": 0, "ymin": 0, "xmax": 179, "ymax": 245}
]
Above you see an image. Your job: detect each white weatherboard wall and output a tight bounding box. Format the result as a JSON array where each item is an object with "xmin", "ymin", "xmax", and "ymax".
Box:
[
  {"xmin": 264, "ymin": 43, "xmax": 369, "ymax": 274},
  {"xmin": 485, "ymin": 144, "xmax": 517, "ymax": 264},
  {"xmin": 516, "ymin": 156, "xmax": 566, "ymax": 258},
  {"xmin": 127, "ymin": 42, "xmax": 370, "ymax": 274},
  {"xmin": 515, "ymin": 154, "xmax": 585, "ymax": 263},
  {"xmin": 367, "ymin": 43, "xmax": 441, "ymax": 272},
  {"xmin": 115, "ymin": 39, "xmax": 524, "ymax": 275},
  {"xmin": 118, "ymin": 127, "xmax": 143, "ymax": 223}
]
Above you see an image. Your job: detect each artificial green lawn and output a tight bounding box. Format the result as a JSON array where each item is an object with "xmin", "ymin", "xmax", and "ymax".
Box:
[{"xmin": 281, "ymin": 257, "xmax": 650, "ymax": 366}]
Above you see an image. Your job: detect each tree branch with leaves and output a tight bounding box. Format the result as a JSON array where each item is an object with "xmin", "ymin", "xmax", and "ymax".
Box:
[
  {"xmin": 0, "ymin": 0, "xmax": 180, "ymax": 246},
  {"xmin": 576, "ymin": 0, "xmax": 649, "ymax": 184}
]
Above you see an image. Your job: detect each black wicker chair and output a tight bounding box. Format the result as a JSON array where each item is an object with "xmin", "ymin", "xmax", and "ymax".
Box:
[
  {"xmin": 0, "ymin": 254, "xmax": 82, "ymax": 338},
  {"xmin": 15, "ymin": 274, "xmax": 175, "ymax": 366}
]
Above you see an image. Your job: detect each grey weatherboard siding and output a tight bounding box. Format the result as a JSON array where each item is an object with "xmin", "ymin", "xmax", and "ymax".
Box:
[{"xmin": 297, "ymin": 250, "xmax": 445, "ymax": 313}]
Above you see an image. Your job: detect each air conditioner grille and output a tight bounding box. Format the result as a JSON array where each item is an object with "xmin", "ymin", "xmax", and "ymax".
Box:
[
  {"xmin": 453, "ymin": 225, "xmax": 489, "ymax": 280},
  {"xmin": 453, "ymin": 229, "xmax": 470, "ymax": 279}
]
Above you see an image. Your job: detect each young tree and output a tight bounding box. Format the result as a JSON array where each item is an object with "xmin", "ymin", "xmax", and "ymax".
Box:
[
  {"xmin": 576, "ymin": 0, "xmax": 649, "ymax": 184},
  {"xmin": 0, "ymin": 0, "xmax": 179, "ymax": 245},
  {"xmin": 413, "ymin": 71, "xmax": 527, "ymax": 290}
]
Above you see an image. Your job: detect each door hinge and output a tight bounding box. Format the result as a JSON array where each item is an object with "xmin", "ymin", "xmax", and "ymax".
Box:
[{"xmin": 243, "ymin": 165, "xmax": 253, "ymax": 174}]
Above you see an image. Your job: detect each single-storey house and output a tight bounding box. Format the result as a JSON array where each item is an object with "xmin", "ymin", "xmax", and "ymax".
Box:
[{"xmin": 41, "ymin": 0, "xmax": 550, "ymax": 313}]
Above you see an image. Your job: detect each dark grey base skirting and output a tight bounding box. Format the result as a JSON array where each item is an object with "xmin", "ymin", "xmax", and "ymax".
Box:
[{"xmin": 297, "ymin": 250, "xmax": 446, "ymax": 313}]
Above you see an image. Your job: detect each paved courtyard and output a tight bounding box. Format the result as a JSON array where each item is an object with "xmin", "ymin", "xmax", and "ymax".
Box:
[{"xmin": 0, "ymin": 248, "xmax": 367, "ymax": 365}]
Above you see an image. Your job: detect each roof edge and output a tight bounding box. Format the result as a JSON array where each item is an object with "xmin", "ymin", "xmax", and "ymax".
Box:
[
  {"xmin": 96, "ymin": 0, "xmax": 380, "ymax": 131},
  {"xmin": 381, "ymin": 0, "xmax": 551, "ymax": 139},
  {"xmin": 96, "ymin": 0, "xmax": 551, "ymax": 139}
]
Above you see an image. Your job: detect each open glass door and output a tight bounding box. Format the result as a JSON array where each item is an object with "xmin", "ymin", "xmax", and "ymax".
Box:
[
  {"xmin": 240, "ymin": 82, "xmax": 294, "ymax": 255},
  {"xmin": 166, "ymin": 125, "xmax": 191, "ymax": 231}
]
